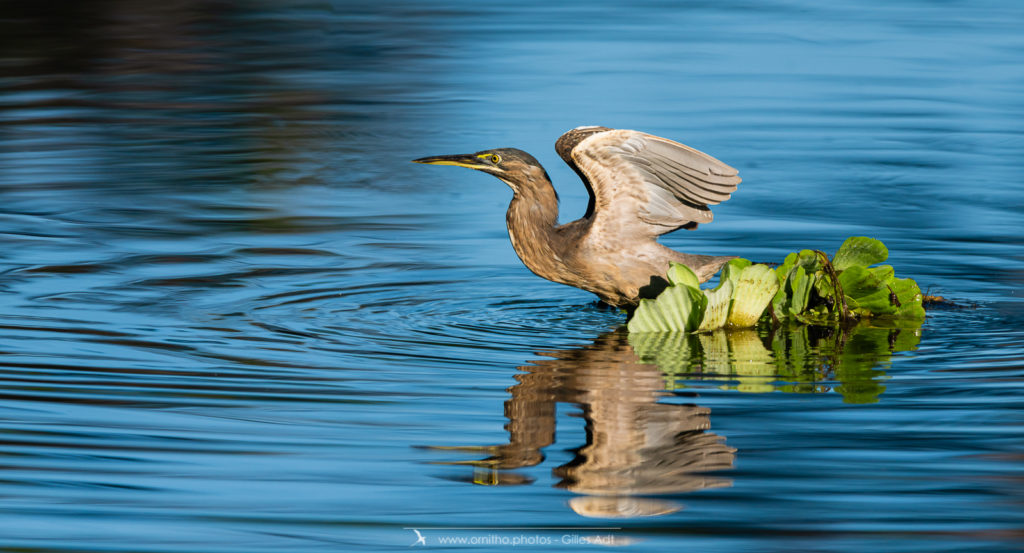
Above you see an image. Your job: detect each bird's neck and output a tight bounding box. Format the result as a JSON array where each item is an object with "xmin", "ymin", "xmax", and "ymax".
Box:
[{"xmin": 505, "ymin": 178, "xmax": 565, "ymax": 282}]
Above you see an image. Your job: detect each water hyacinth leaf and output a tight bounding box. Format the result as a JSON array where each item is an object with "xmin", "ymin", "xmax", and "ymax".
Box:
[
  {"xmin": 627, "ymin": 284, "xmax": 706, "ymax": 333},
  {"xmin": 833, "ymin": 236, "xmax": 888, "ymax": 271},
  {"xmin": 771, "ymin": 285, "xmax": 789, "ymax": 322},
  {"xmin": 775, "ymin": 252, "xmax": 798, "ymax": 282},
  {"xmin": 811, "ymin": 270, "xmax": 835, "ymax": 313},
  {"xmin": 772, "ymin": 263, "xmax": 797, "ymax": 321},
  {"xmin": 888, "ymin": 277, "xmax": 926, "ymax": 320},
  {"xmin": 813, "ymin": 271, "xmax": 837, "ymax": 304},
  {"xmin": 699, "ymin": 280, "xmax": 733, "ymax": 331},
  {"xmin": 795, "ymin": 249, "xmax": 822, "ymax": 274},
  {"xmin": 789, "ymin": 266, "xmax": 812, "ymax": 315},
  {"xmin": 870, "ymin": 264, "xmax": 895, "ymax": 283},
  {"xmin": 689, "ymin": 285, "xmax": 709, "ymax": 328},
  {"xmin": 727, "ymin": 264, "xmax": 780, "ymax": 328},
  {"xmin": 716, "ymin": 258, "xmax": 752, "ymax": 292},
  {"xmin": 666, "ymin": 262, "xmax": 700, "ymax": 288},
  {"xmin": 661, "ymin": 286, "xmax": 690, "ymax": 330},
  {"xmin": 628, "ymin": 299, "xmax": 669, "ymax": 332},
  {"xmin": 795, "ymin": 303, "xmax": 835, "ymax": 325},
  {"xmin": 837, "ymin": 265, "xmax": 898, "ymax": 316}
]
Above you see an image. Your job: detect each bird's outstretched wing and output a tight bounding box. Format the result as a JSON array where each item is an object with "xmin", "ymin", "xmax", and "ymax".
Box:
[{"xmin": 555, "ymin": 127, "xmax": 740, "ymax": 240}]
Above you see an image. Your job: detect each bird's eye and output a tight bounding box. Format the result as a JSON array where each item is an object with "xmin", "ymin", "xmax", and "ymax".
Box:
[{"xmin": 490, "ymin": 154, "xmax": 501, "ymax": 164}]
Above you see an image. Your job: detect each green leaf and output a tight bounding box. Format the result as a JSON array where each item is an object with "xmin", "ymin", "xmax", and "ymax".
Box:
[
  {"xmin": 771, "ymin": 253, "xmax": 797, "ymax": 321},
  {"xmin": 727, "ymin": 264, "xmax": 781, "ymax": 328},
  {"xmin": 838, "ymin": 265, "xmax": 924, "ymax": 320},
  {"xmin": 716, "ymin": 258, "xmax": 752, "ymax": 291},
  {"xmin": 794, "ymin": 249, "xmax": 823, "ymax": 274},
  {"xmin": 775, "ymin": 252, "xmax": 798, "ymax": 283},
  {"xmin": 838, "ymin": 265, "xmax": 897, "ymax": 316},
  {"xmin": 789, "ymin": 266, "xmax": 812, "ymax": 315},
  {"xmin": 629, "ymin": 299, "xmax": 669, "ymax": 332},
  {"xmin": 811, "ymin": 272, "xmax": 839, "ymax": 317},
  {"xmin": 627, "ymin": 284, "xmax": 707, "ymax": 333},
  {"xmin": 698, "ymin": 280, "xmax": 733, "ymax": 331},
  {"xmin": 771, "ymin": 287, "xmax": 789, "ymax": 322},
  {"xmin": 666, "ymin": 262, "xmax": 700, "ymax": 288},
  {"xmin": 869, "ymin": 264, "xmax": 895, "ymax": 283},
  {"xmin": 887, "ymin": 277, "xmax": 926, "ymax": 321},
  {"xmin": 833, "ymin": 236, "xmax": 888, "ymax": 271}
]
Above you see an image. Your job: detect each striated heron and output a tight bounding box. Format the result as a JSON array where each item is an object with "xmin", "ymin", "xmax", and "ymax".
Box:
[{"xmin": 413, "ymin": 126, "xmax": 740, "ymax": 308}]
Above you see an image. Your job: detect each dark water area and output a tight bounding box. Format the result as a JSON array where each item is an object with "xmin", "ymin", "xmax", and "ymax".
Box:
[{"xmin": 1, "ymin": 1, "xmax": 1022, "ymax": 551}]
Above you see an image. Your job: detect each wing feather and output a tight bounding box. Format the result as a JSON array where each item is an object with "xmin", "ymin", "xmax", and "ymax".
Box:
[
  {"xmin": 561, "ymin": 128, "xmax": 740, "ymax": 240},
  {"xmin": 631, "ymin": 158, "xmax": 724, "ymax": 205}
]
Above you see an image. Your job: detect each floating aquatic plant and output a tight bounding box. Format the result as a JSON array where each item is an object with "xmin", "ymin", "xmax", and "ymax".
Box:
[{"xmin": 627, "ymin": 236, "xmax": 925, "ymax": 333}]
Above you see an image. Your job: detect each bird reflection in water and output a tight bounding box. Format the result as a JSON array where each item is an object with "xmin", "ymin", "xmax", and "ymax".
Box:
[
  {"xmin": 428, "ymin": 330, "xmax": 735, "ymax": 518},
  {"xmin": 427, "ymin": 323, "xmax": 919, "ymax": 518}
]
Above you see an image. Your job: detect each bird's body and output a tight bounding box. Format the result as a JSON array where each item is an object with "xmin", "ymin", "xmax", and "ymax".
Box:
[{"xmin": 414, "ymin": 127, "xmax": 741, "ymax": 308}]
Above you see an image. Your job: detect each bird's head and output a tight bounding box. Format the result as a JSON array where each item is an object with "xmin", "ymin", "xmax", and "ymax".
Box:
[{"xmin": 413, "ymin": 148, "xmax": 549, "ymax": 193}]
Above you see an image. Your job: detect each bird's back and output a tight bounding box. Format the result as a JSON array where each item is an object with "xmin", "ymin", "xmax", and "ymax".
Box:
[{"xmin": 561, "ymin": 224, "xmax": 733, "ymax": 306}]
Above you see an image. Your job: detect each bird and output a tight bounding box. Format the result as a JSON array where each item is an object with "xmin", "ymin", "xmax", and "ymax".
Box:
[{"xmin": 413, "ymin": 126, "xmax": 740, "ymax": 308}]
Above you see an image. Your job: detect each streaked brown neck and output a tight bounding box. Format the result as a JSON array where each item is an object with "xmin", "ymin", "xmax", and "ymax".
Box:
[{"xmin": 504, "ymin": 175, "xmax": 566, "ymax": 283}]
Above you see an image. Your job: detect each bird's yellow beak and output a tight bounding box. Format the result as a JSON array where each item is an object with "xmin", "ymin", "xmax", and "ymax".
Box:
[{"xmin": 412, "ymin": 153, "xmax": 493, "ymax": 171}]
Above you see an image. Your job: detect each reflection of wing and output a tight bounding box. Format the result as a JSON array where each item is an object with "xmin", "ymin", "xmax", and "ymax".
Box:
[{"xmin": 556, "ymin": 127, "xmax": 740, "ymax": 239}]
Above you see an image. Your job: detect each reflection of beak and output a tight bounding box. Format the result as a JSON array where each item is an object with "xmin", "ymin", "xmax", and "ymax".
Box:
[{"xmin": 412, "ymin": 153, "xmax": 493, "ymax": 171}]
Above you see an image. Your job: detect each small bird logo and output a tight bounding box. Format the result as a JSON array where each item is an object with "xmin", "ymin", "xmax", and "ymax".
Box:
[{"xmin": 410, "ymin": 529, "xmax": 426, "ymax": 546}]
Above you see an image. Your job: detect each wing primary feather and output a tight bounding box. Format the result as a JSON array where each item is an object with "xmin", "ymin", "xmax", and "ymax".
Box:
[
  {"xmin": 644, "ymin": 150, "xmax": 740, "ymax": 187},
  {"xmin": 633, "ymin": 165, "xmax": 719, "ymax": 206},
  {"xmin": 641, "ymin": 185, "xmax": 713, "ymax": 226},
  {"xmin": 564, "ymin": 128, "xmax": 739, "ymax": 240},
  {"xmin": 645, "ymin": 136, "xmax": 739, "ymax": 176},
  {"xmin": 620, "ymin": 150, "xmax": 739, "ymax": 200}
]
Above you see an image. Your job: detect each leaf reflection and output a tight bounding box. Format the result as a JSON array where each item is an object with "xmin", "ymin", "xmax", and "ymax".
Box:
[{"xmin": 634, "ymin": 324, "xmax": 920, "ymax": 403}]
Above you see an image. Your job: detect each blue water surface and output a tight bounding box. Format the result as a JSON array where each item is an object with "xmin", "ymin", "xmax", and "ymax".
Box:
[{"xmin": 0, "ymin": 1, "xmax": 1022, "ymax": 551}]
